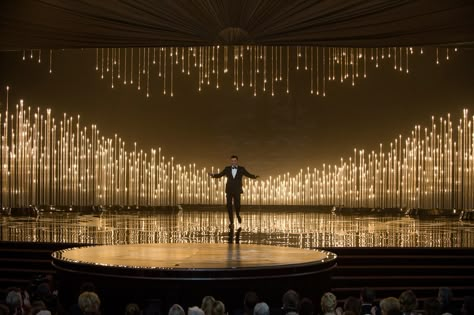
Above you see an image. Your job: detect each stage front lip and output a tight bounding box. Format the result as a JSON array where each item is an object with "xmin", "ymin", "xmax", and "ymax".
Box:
[{"xmin": 51, "ymin": 243, "xmax": 337, "ymax": 281}]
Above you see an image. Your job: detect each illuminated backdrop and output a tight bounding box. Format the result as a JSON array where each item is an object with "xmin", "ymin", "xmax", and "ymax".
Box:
[{"xmin": 1, "ymin": 93, "xmax": 472, "ymax": 209}]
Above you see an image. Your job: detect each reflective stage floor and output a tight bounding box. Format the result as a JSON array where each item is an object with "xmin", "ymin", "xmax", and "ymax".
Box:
[
  {"xmin": 1, "ymin": 207, "xmax": 474, "ymax": 248},
  {"xmin": 2, "ymin": 207, "xmax": 474, "ymax": 313}
]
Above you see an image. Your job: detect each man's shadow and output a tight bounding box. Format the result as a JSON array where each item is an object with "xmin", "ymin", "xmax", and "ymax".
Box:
[{"xmin": 228, "ymin": 226, "xmax": 241, "ymax": 244}]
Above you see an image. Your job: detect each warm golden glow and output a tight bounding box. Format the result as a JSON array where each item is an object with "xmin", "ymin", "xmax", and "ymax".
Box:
[
  {"xmin": 17, "ymin": 46, "xmax": 456, "ymax": 97},
  {"xmin": 0, "ymin": 89, "xmax": 472, "ymax": 209},
  {"xmin": 0, "ymin": 210, "xmax": 471, "ymax": 248}
]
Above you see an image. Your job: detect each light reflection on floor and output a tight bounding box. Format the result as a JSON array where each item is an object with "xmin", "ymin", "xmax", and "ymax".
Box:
[{"xmin": 1, "ymin": 209, "xmax": 474, "ymax": 248}]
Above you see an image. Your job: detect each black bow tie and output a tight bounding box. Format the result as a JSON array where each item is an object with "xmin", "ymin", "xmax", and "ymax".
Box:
[{"xmin": 232, "ymin": 166, "xmax": 237, "ymax": 169}]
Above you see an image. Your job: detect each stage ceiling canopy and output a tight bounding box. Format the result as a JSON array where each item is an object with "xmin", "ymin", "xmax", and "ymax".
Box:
[{"xmin": 1, "ymin": 0, "xmax": 474, "ymax": 50}]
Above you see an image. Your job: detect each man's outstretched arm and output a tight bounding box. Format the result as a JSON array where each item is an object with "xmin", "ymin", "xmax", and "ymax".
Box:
[
  {"xmin": 208, "ymin": 168, "xmax": 226, "ymax": 178},
  {"xmin": 241, "ymin": 167, "xmax": 259, "ymax": 179}
]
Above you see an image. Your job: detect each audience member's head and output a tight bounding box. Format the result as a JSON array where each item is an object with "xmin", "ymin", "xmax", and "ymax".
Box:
[
  {"xmin": 43, "ymin": 274, "xmax": 56, "ymax": 291},
  {"xmin": 244, "ymin": 292, "xmax": 259, "ymax": 315},
  {"xmin": 438, "ymin": 288, "xmax": 453, "ymax": 308},
  {"xmin": 361, "ymin": 288, "xmax": 377, "ymax": 304},
  {"xmin": 282, "ymin": 290, "xmax": 300, "ymax": 314},
  {"xmin": 344, "ymin": 297, "xmax": 361, "ymax": 315},
  {"xmin": 35, "ymin": 281, "xmax": 58, "ymax": 314},
  {"xmin": 399, "ymin": 290, "xmax": 417, "ymax": 314},
  {"xmin": 6, "ymin": 290, "xmax": 23, "ymax": 314},
  {"xmin": 424, "ymin": 298, "xmax": 441, "ymax": 315},
  {"xmin": 299, "ymin": 298, "xmax": 314, "ymax": 315},
  {"xmin": 188, "ymin": 306, "xmax": 205, "ymax": 315},
  {"xmin": 202, "ymin": 296, "xmax": 216, "ymax": 315},
  {"xmin": 30, "ymin": 300, "xmax": 47, "ymax": 315},
  {"xmin": 212, "ymin": 300, "xmax": 226, "ymax": 315},
  {"xmin": 380, "ymin": 297, "xmax": 400, "ymax": 315},
  {"xmin": 169, "ymin": 304, "xmax": 185, "ymax": 315},
  {"xmin": 36, "ymin": 283, "xmax": 51, "ymax": 298},
  {"xmin": 321, "ymin": 292, "xmax": 337, "ymax": 314},
  {"xmin": 462, "ymin": 296, "xmax": 474, "ymax": 315},
  {"xmin": 78, "ymin": 291, "xmax": 101, "ymax": 315},
  {"xmin": 254, "ymin": 302, "xmax": 270, "ymax": 315},
  {"xmin": 125, "ymin": 303, "xmax": 141, "ymax": 315}
]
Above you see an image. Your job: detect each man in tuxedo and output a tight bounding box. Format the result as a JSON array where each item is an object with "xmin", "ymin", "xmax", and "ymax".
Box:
[{"xmin": 208, "ymin": 155, "xmax": 259, "ymax": 227}]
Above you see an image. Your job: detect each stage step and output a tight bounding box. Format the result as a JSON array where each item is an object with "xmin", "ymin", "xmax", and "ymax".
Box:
[
  {"xmin": 325, "ymin": 247, "xmax": 474, "ymax": 302},
  {"xmin": 326, "ymin": 248, "xmax": 474, "ymax": 258},
  {"xmin": 0, "ymin": 267, "xmax": 56, "ymax": 286},
  {"xmin": 0, "ymin": 258, "xmax": 52, "ymax": 269},
  {"xmin": 335, "ymin": 265, "xmax": 474, "ymax": 276},
  {"xmin": 0, "ymin": 248, "xmax": 55, "ymax": 259},
  {"xmin": 0, "ymin": 277, "xmax": 32, "ymax": 288},
  {"xmin": 334, "ymin": 255, "xmax": 474, "ymax": 266},
  {"xmin": 0, "ymin": 241, "xmax": 85, "ymax": 290}
]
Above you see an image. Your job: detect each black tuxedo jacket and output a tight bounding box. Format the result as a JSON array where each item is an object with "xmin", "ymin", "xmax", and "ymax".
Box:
[{"xmin": 211, "ymin": 166, "xmax": 257, "ymax": 194}]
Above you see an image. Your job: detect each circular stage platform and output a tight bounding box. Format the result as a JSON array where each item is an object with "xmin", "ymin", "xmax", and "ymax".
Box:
[{"xmin": 52, "ymin": 243, "xmax": 337, "ymax": 311}]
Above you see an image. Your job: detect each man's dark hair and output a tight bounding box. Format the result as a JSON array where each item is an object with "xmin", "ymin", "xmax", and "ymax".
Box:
[
  {"xmin": 344, "ymin": 296, "xmax": 361, "ymax": 315},
  {"xmin": 361, "ymin": 288, "xmax": 376, "ymax": 304},
  {"xmin": 282, "ymin": 290, "xmax": 299, "ymax": 313},
  {"xmin": 243, "ymin": 291, "xmax": 259, "ymax": 314},
  {"xmin": 399, "ymin": 290, "xmax": 417, "ymax": 312},
  {"xmin": 424, "ymin": 297, "xmax": 441, "ymax": 315},
  {"xmin": 231, "ymin": 155, "xmax": 238, "ymax": 160},
  {"xmin": 299, "ymin": 298, "xmax": 314, "ymax": 315}
]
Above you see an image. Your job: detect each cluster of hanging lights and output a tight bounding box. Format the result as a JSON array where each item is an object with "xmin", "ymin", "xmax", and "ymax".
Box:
[{"xmin": 19, "ymin": 46, "xmax": 455, "ymax": 98}]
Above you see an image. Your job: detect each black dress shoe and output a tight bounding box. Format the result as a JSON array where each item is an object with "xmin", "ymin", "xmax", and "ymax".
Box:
[{"xmin": 237, "ymin": 215, "xmax": 242, "ymax": 224}]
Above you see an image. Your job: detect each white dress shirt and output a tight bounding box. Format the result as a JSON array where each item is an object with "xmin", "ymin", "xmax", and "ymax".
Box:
[{"xmin": 232, "ymin": 166, "xmax": 237, "ymax": 178}]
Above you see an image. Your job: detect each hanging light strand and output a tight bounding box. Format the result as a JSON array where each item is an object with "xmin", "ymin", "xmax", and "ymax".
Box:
[{"xmin": 20, "ymin": 46, "xmax": 456, "ymax": 98}]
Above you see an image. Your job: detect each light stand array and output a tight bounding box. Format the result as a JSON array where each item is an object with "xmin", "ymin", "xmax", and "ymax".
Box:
[{"xmin": 1, "ymin": 90, "xmax": 472, "ymax": 209}]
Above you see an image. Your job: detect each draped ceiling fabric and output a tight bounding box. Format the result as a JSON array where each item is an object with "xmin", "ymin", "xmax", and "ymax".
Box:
[{"xmin": 0, "ymin": 0, "xmax": 473, "ymax": 50}]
